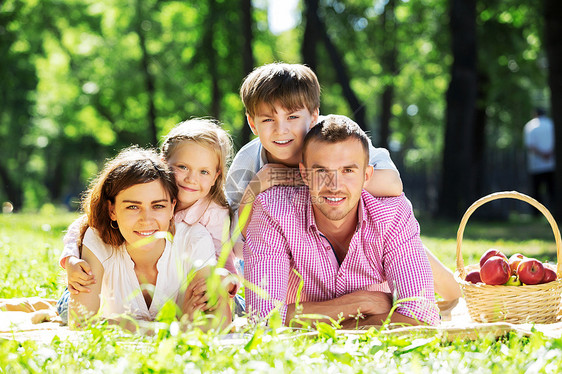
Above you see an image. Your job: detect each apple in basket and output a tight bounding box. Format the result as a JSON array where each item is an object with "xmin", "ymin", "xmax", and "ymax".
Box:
[
  {"xmin": 479, "ymin": 248, "xmax": 508, "ymax": 268},
  {"xmin": 508, "ymin": 253, "xmax": 526, "ymax": 275},
  {"xmin": 504, "ymin": 275, "xmax": 522, "ymax": 286},
  {"xmin": 541, "ymin": 264, "xmax": 557, "ymax": 284},
  {"xmin": 465, "ymin": 270, "xmax": 482, "ymax": 284},
  {"xmin": 517, "ymin": 258, "xmax": 545, "ymax": 285},
  {"xmin": 480, "ymin": 256, "xmax": 511, "ymax": 285}
]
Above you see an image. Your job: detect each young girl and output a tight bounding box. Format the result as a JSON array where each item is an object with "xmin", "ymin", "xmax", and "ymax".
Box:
[
  {"xmin": 58, "ymin": 119, "xmax": 239, "ymax": 319},
  {"xmin": 161, "ymin": 118, "xmax": 237, "ymax": 276},
  {"xmin": 68, "ymin": 147, "xmax": 230, "ymax": 328}
]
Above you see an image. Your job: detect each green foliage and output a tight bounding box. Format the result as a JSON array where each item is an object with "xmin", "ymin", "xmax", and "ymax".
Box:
[{"xmin": 0, "ymin": 0, "xmax": 552, "ymax": 211}]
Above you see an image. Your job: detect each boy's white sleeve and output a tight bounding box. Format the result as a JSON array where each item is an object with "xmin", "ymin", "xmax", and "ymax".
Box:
[
  {"xmin": 225, "ymin": 161, "xmax": 258, "ymax": 213},
  {"xmin": 368, "ymin": 141, "xmax": 399, "ymax": 173},
  {"xmin": 225, "ymin": 139, "xmax": 262, "ymax": 212},
  {"xmin": 59, "ymin": 216, "xmax": 85, "ymax": 268}
]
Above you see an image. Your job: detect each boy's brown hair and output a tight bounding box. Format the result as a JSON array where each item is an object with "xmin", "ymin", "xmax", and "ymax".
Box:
[
  {"xmin": 302, "ymin": 114, "xmax": 370, "ymax": 164},
  {"xmin": 240, "ymin": 62, "xmax": 321, "ymax": 117}
]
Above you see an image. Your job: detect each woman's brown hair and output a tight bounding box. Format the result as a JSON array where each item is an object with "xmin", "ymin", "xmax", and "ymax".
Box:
[{"xmin": 79, "ymin": 146, "xmax": 178, "ymax": 248}]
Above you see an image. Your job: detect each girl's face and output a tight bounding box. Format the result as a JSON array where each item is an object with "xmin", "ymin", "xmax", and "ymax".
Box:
[
  {"xmin": 109, "ymin": 180, "xmax": 175, "ymax": 251},
  {"xmin": 167, "ymin": 141, "xmax": 220, "ymax": 211}
]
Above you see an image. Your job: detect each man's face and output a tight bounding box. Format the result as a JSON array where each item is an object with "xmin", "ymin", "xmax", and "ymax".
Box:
[
  {"xmin": 300, "ymin": 138, "xmax": 373, "ymax": 225},
  {"xmin": 247, "ymin": 102, "xmax": 319, "ymax": 167}
]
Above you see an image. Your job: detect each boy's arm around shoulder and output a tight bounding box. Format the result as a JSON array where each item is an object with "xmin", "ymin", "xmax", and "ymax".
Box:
[
  {"xmin": 366, "ymin": 144, "xmax": 403, "ymax": 197},
  {"xmin": 364, "ymin": 169, "xmax": 403, "ymax": 197}
]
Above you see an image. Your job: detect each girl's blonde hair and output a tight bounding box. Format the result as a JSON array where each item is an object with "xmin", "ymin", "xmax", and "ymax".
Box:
[{"xmin": 161, "ymin": 118, "xmax": 233, "ymax": 209}]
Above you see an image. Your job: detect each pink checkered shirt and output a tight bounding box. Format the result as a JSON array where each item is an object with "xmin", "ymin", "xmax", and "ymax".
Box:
[{"xmin": 243, "ymin": 186, "xmax": 439, "ymax": 326}]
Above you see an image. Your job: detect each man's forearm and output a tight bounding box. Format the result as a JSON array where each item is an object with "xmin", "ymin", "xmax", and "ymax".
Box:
[
  {"xmin": 284, "ymin": 291, "xmax": 392, "ymax": 326},
  {"xmin": 339, "ymin": 311, "xmax": 422, "ymax": 329}
]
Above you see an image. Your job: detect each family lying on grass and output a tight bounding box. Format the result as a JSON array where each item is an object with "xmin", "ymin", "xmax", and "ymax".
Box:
[{"xmin": 18, "ymin": 63, "xmax": 463, "ymax": 331}]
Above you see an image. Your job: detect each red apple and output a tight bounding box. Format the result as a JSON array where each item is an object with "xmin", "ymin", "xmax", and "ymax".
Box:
[
  {"xmin": 480, "ymin": 256, "xmax": 511, "ymax": 285},
  {"xmin": 517, "ymin": 258, "xmax": 545, "ymax": 285},
  {"xmin": 540, "ymin": 266, "xmax": 557, "ymax": 284},
  {"xmin": 465, "ymin": 270, "xmax": 482, "ymax": 284},
  {"xmin": 480, "ymin": 248, "xmax": 508, "ymax": 268},
  {"xmin": 508, "ymin": 253, "xmax": 526, "ymax": 275}
]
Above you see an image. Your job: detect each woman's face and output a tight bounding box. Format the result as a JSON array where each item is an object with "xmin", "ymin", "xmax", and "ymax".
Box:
[{"xmin": 109, "ymin": 180, "xmax": 175, "ymax": 251}]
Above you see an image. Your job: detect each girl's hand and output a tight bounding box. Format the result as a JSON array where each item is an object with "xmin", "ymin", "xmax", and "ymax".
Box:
[
  {"xmin": 66, "ymin": 256, "xmax": 95, "ymax": 294},
  {"xmin": 182, "ymin": 278, "xmax": 219, "ymax": 316},
  {"xmin": 183, "ymin": 278, "xmax": 207, "ymax": 316}
]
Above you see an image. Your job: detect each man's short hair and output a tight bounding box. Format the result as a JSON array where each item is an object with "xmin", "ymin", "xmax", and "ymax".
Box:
[
  {"xmin": 302, "ymin": 114, "xmax": 369, "ymax": 164},
  {"xmin": 240, "ymin": 62, "xmax": 320, "ymax": 118},
  {"xmin": 535, "ymin": 107, "xmax": 546, "ymax": 117}
]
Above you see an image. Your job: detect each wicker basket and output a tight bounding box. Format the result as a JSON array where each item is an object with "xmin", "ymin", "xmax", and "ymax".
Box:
[{"xmin": 455, "ymin": 191, "xmax": 562, "ymax": 324}]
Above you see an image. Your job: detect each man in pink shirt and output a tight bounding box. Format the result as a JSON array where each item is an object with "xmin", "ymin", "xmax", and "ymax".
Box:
[{"xmin": 244, "ymin": 115, "xmax": 439, "ymax": 327}]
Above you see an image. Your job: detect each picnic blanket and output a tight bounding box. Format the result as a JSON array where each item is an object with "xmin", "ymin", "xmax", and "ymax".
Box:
[{"xmin": 1, "ymin": 298, "xmax": 561, "ymax": 344}]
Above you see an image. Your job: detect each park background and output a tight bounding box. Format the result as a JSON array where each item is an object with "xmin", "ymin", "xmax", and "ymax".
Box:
[
  {"xmin": 3, "ymin": 2, "xmax": 562, "ymax": 371},
  {"xmin": 2, "ymin": 0, "xmax": 562, "ymax": 221}
]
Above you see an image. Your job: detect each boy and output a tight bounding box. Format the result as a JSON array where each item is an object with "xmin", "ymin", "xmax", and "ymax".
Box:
[{"xmin": 225, "ymin": 63, "xmax": 402, "ymax": 231}]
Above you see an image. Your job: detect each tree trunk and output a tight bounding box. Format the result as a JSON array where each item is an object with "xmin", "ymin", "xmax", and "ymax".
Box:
[
  {"xmin": 544, "ymin": 0, "xmax": 562, "ymax": 220},
  {"xmin": 379, "ymin": 0, "xmax": 397, "ymax": 149},
  {"xmin": 45, "ymin": 147, "xmax": 64, "ymax": 202},
  {"xmin": 207, "ymin": 0, "xmax": 220, "ymax": 120},
  {"xmin": 313, "ymin": 6, "xmax": 367, "ymax": 130},
  {"xmin": 301, "ymin": 0, "xmax": 319, "ymax": 73},
  {"xmin": 135, "ymin": 0, "xmax": 157, "ymax": 146},
  {"xmin": 472, "ymin": 71, "xmax": 489, "ymax": 198},
  {"xmin": 240, "ymin": 0, "xmax": 255, "ymax": 147},
  {"xmin": 0, "ymin": 164, "xmax": 23, "ymax": 211},
  {"xmin": 438, "ymin": 0, "xmax": 477, "ymax": 219}
]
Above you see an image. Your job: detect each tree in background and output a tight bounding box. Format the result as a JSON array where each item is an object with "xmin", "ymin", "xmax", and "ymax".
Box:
[
  {"xmin": 544, "ymin": 0, "xmax": 562, "ymax": 219},
  {"xmin": 240, "ymin": 0, "xmax": 256, "ymax": 146},
  {"xmin": 0, "ymin": 1, "xmax": 38, "ymax": 210},
  {"xmin": 0, "ymin": 0, "xmax": 556, "ymax": 216},
  {"xmin": 438, "ymin": 0, "xmax": 477, "ymax": 219}
]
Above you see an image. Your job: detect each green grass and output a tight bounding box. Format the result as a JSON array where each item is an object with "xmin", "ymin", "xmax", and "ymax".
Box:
[
  {"xmin": 2, "ymin": 211, "xmax": 562, "ymax": 372},
  {"xmin": 0, "ymin": 211, "xmax": 79, "ymax": 299},
  {"xmin": 420, "ymin": 215, "xmax": 559, "ymax": 272}
]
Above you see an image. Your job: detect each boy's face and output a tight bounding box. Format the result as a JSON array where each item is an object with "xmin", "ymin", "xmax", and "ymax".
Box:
[{"xmin": 247, "ymin": 102, "xmax": 319, "ymax": 167}]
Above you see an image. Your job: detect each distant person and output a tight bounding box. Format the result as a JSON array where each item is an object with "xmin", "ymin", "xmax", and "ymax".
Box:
[
  {"xmin": 244, "ymin": 115, "xmax": 440, "ymax": 327},
  {"xmin": 524, "ymin": 108, "xmax": 555, "ymax": 208}
]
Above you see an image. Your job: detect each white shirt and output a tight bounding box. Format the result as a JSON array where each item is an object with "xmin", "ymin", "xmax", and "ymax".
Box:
[
  {"xmin": 524, "ymin": 116, "xmax": 555, "ymax": 174},
  {"xmin": 83, "ymin": 222, "xmax": 216, "ymax": 320}
]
